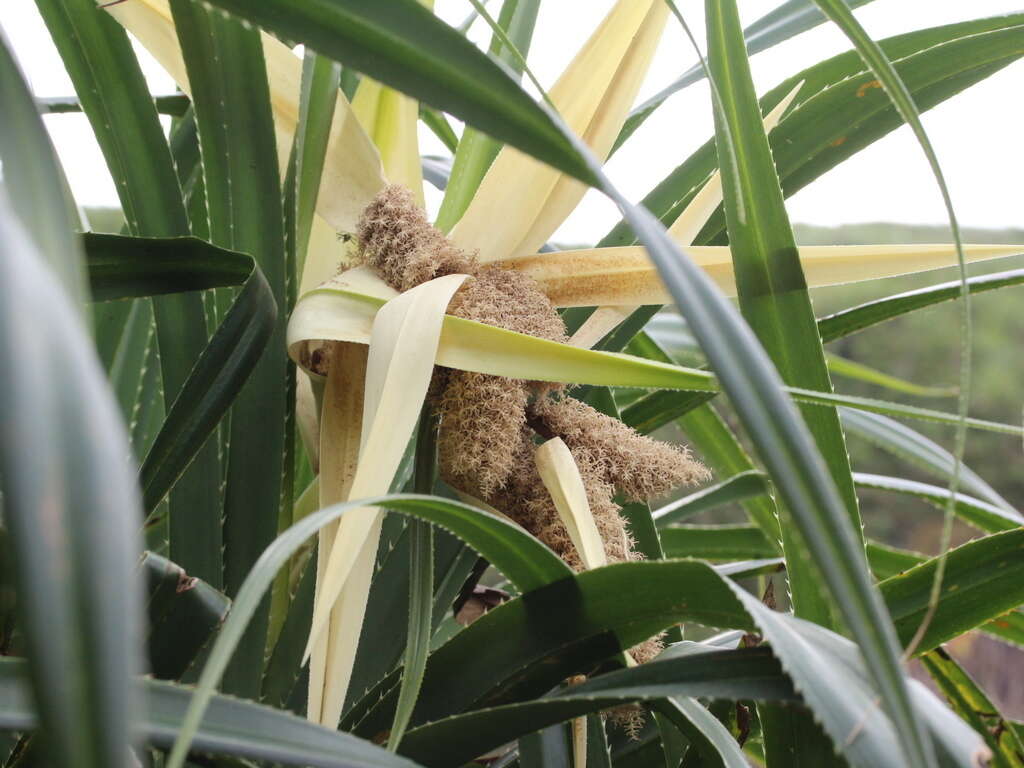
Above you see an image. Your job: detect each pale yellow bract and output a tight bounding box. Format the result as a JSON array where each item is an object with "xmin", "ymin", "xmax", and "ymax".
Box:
[
  {"xmin": 536, "ymin": 437, "xmax": 608, "ymax": 570},
  {"xmin": 105, "ymin": 0, "xmax": 1022, "ymax": 737}
]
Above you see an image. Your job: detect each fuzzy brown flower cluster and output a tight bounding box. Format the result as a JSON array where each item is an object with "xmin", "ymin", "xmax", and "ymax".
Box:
[{"xmin": 356, "ymin": 185, "xmax": 710, "ymax": 732}]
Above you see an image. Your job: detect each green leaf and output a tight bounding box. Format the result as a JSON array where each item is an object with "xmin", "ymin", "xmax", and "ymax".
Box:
[
  {"xmin": 589, "ymin": 46, "xmax": 931, "ymax": 768},
  {"xmin": 399, "ymin": 647, "xmax": 794, "ymax": 767},
  {"xmin": 841, "ymin": 409, "xmax": 1016, "ymax": 513},
  {"xmin": 813, "ymin": 0, "xmax": 975, "ymax": 695},
  {"xmin": 388, "ymin": 416, "xmax": 439, "ymax": 750},
  {"xmin": 169, "ymin": 0, "xmax": 289, "ymax": 699},
  {"xmin": 866, "ymin": 541, "xmax": 1024, "ymax": 650},
  {"xmin": 40, "ymin": 92, "xmax": 191, "ymax": 116},
  {"xmin": 707, "ymin": 0, "xmax": 861, "ymax": 627},
  {"xmin": 866, "ymin": 540, "xmax": 929, "ymax": 580},
  {"xmin": 164, "ymin": 493, "xmax": 570, "ymax": 768},
  {"xmin": 660, "ymin": 525, "xmax": 776, "ymax": 562},
  {"xmin": 294, "ymin": 51, "xmax": 342, "ymax": 269},
  {"xmin": 521, "ymin": 724, "xmax": 573, "ymax": 768},
  {"xmin": 0, "ymin": 200, "xmax": 142, "ymax": 768},
  {"xmin": 37, "ymin": 0, "xmax": 223, "ymax": 590},
  {"xmin": 419, "ymin": 106, "xmax": 459, "ymax": 154},
  {"xmin": 729, "ymin": 590, "xmax": 984, "ymax": 768},
  {"xmin": 343, "ymin": 517, "xmax": 473, "ymax": 712},
  {"xmin": 657, "ymin": 696, "xmax": 750, "ymax": 768},
  {"xmin": 653, "ymin": 471, "xmax": 770, "ymax": 528},
  {"xmin": 93, "ymin": 298, "xmax": 160, "ymax": 459},
  {"xmin": 602, "ymin": 13, "xmax": 1024, "ymax": 249},
  {"xmin": 826, "ymin": 353, "xmax": 956, "ymax": 399},
  {"xmin": 0, "ymin": 29, "xmax": 88, "ymax": 311},
  {"xmin": 586, "ymin": 713, "xmax": 614, "ymax": 768},
  {"xmin": 818, "ymin": 267, "xmax": 1024, "ymax": 343},
  {"xmin": 262, "ymin": 554, "xmax": 316, "ymax": 710},
  {"xmin": 84, "ymin": 234, "xmax": 255, "ymax": 302},
  {"xmin": 921, "ymin": 648, "xmax": 1024, "ymax": 768},
  {"xmin": 142, "ymin": 552, "xmax": 230, "ymax": 681},
  {"xmin": 199, "ymin": 0, "xmax": 598, "ymax": 186},
  {"xmin": 0, "ymin": 658, "xmax": 423, "ymax": 768},
  {"xmin": 853, "ymin": 473, "xmax": 1023, "ymax": 534},
  {"xmin": 435, "ymin": 0, "xmax": 542, "ymax": 232},
  {"xmin": 349, "ymin": 558, "xmax": 759, "ymax": 742},
  {"xmin": 879, "ymin": 529, "xmax": 1024, "ymax": 654},
  {"xmin": 394, "ymin": 583, "xmax": 984, "ymax": 768},
  {"xmin": 84, "ymin": 233, "xmax": 273, "ymax": 563},
  {"xmin": 615, "ymin": 0, "xmax": 879, "ymax": 149}
]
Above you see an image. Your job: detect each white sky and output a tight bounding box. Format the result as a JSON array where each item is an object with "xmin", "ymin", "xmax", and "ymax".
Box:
[{"xmin": 2, "ymin": 0, "xmax": 1023, "ymax": 244}]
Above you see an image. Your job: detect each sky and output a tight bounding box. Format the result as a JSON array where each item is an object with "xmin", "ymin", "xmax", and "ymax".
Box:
[{"xmin": 2, "ymin": 0, "xmax": 1023, "ymax": 245}]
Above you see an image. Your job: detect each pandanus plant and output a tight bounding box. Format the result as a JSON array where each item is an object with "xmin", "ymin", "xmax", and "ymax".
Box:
[{"xmin": 1, "ymin": 0, "xmax": 1024, "ymax": 767}]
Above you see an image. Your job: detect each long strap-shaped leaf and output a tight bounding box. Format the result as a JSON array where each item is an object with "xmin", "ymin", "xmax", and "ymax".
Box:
[
  {"xmin": 819, "ymin": 267, "xmax": 1024, "ymax": 343},
  {"xmin": 80, "ymin": 233, "xmax": 277, "ymax": 516},
  {"xmin": 921, "ymin": 648, "xmax": 1024, "ymax": 768},
  {"xmin": 813, "ymin": 0, "xmax": 975, "ymax": 670},
  {"xmin": 0, "ymin": 200, "xmax": 142, "ymax": 768},
  {"xmin": 0, "ymin": 30, "xmax": 87, "ymax": 311},
  {"xmin": 169, "ymin": 0, "xmax": 288, "ymax": 699},
  {"xmin": 841, "ymin": 408, "xmax": 1016, "ymax": 512},
  {"xmin": 0, "ymin": 659, "xmax": 422, "ymax": 768},
  {"xmin": 879, "ymin": 528, "xmax": 1024, "ymax": 654},
  {"xmin": 707, "ymin": 0, "xmax": 863, "ymax": 628},
  {"xmin": 164, "ymin": 493, "xmax": 569, "ymax": 768},
  {"xmin": 37, "ymin": 0, "xmax": 223, "ymax": 587}
]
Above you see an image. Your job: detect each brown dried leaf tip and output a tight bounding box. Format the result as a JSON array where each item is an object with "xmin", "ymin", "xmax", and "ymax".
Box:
[{"xmin": 355, "ymin": 185, "xmax": 711, "ymax": 731}]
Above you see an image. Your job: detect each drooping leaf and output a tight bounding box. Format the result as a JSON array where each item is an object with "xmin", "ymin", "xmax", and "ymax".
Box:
[
  {"xmin": 841, "ymin": 409, "xmax": 1016, "ymax": 512},
  {"xmin": 0, "ymin": 658, "xmax": 423, "ymax": 768},
  {"xmin": 818, "ymin": 267, "xmax": 1024, "ymax": 343},
  {"xmin": 142, "ymin": 552, "xmax": 230, "ymax": 681},
  {"xmin": 164, "ymin": 493, "xmax": 569, "ymax": 768}
]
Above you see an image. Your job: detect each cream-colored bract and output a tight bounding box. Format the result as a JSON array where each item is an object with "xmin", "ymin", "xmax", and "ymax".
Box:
[
  {"xmin": 303, "ymin": 273, "xmax": 467, "ymax": 728},
  {"xmin": 287, "ymin": 267, "xmax": 717, "ymax": 392},
  {"xmin": 500, "ymin": 243, "xmax": 1023, "ymax": 307},
  {"xmin": 352, "ymin": 78, "xmax": 424, "ymax": 208},
  {"xmin": 450, "ymin": 0, "xmax": 669, "ymax": 264},
  {"xmin": 536, "ymin": 437, "xmax": 608, "ymax": 570},
  {"xmin": 105, "ymin": 0, "xmax": 386, "ymax": 241},
  {"xmin": 569, "ymin": 80, "xmax": 803, "ymax": 349}
]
